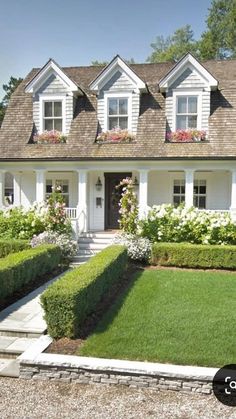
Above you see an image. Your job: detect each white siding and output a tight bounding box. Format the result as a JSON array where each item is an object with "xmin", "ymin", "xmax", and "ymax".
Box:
[
  {"xmin": 166, "ymin": 66, "xmax": 211, "ymax": 132},
  {"xmin": 97, "ymin": 70, "xmax": 140, "ymax": 134}
]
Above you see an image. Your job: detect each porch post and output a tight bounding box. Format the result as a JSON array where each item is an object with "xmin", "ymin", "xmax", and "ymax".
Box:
[
  {"xmin": 77, "ymin": 170, "xmax": 88, "ymax": 233},
  {"xmin": 185, "ymin": 169, "xmax": 194, "ymax": 208},
  {"xmin": 35, "ymin": 170, "xmax": 45, "ymax": 202},
  {"xmin": 12, "ymin": 171, "xmax": 22, "ymax": 206},
  {"xmin": 0, "ymin": 171, "xmax": 5, "ymax": 208},
  {"xmin": 138, "ymin": 169, "xmax": 149, "ymax": 219},
  {"xmin": 230, "ymin": 169, "xmax": 236, "ymax": 222}
]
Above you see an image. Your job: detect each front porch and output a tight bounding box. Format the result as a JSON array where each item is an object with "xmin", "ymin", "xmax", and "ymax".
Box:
[{"xmin": 0, "ymin": 165, "xmax": 235, "ymax": 234}]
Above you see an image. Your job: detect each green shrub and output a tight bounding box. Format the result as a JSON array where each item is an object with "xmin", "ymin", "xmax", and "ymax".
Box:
[
  {"xmin": 0, "ymin": 239, "xmax": 29, "ymax": 258},
  {"xmin": 0, "ymin": 245, "xmax": 61, "ymax": 302},
  {"xmin": 41, "ymin": 245, "xmax": 128, "ymax": 338},
  {"xmin": 151, "ymin": 242, "xmax": 236, "ymax": 269}
]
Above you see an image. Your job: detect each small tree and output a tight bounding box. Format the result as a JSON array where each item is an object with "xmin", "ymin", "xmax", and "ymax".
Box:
[{"xmin": 117, "ymin": 178, "xmax": 138, "ymax": 234}]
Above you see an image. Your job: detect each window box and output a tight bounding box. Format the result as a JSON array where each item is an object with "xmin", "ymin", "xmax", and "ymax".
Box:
[
  {"xmin": 33, "ymin": 130, "xmax": 67, "ymax": 144},
  {"xmin": 96, "ymin": 129, "xmax": 135, "ymax": 144},
  {"xmin": 166, "ymin": 129, "xmax": 207, "ymax": 143}
]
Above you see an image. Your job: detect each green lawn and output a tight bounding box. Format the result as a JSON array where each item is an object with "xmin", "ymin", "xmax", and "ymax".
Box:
[{"xmin": 79, "ymin": 268, "xmax": 236, "ymax": 367}]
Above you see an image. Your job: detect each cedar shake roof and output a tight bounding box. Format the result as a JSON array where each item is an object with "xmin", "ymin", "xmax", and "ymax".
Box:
[{"xmin": 1, "ymin": 60, "xmax": 236, "ymax": 161}]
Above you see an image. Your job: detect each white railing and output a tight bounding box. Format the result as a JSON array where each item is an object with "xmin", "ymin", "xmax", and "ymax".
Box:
[
  {"xmin": 65, "ymin": 207, "xmax": 77, "ymax": 219},
  {"xmin": 198, "ymin": 209, "xmax": 230, "ymax": 214}
]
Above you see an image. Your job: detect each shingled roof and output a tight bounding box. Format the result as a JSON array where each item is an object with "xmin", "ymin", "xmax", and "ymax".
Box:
[{"xmin": 1, "ymin": 59, "xmax": 236, "ymax": 161}]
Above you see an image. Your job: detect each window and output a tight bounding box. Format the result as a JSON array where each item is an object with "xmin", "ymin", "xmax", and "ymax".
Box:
[
  {"xmin": 46, "ymin": 179, "xmax": 69, "ymax": 206},
  {"xmin": 173, "ymin": 179, "xmax": 185, "ymax": 206},
  {"xmin": 176, "ymin": 95, "xmax": 198, "ymax": 130},
  {"xmin": 43, "ymin": 101, "xmax": 63, "ymax": 131},
  {"xmin": 108, "ymin": 97, "xmax": 128, "ymax": 130},
  {"xmin": 194, "ymin": 180, "xmax": 206, "ymax": 209},
  {"xmin": 173, "ymin": 179, "xmax": 207, "ymax": 208}
]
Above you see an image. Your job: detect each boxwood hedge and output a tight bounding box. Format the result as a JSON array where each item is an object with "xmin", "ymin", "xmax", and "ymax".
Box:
[
  {"xmin": 0, "ymin": 239, "xmax": 29, "ymax": 258},
  {"xmin": 0, "ymin": 244, "xmax": 61, "ymax": 303},
  {"xmin": 151, "ymin": 242, "xmax": 236, "ymax": 269},
  {"xmin": 41, "ymin": 245, "xmax": 128, "ymax": 338}
]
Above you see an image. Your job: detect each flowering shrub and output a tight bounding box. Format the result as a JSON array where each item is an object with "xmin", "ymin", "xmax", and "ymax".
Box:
[
  {"xmin": 96, "ymin": 129, "xmax": 135, "ymax": 143},
  {"xmin": 139, "ymin": 204, "xmax": 236, "ymax": 245},
  {"xmin": 116, "ymin": 178, "xmax": 138, "ymax": 234},
  {"xmin": 31, "ymin": 231, "xmax": 78, "ymax": 261},
  {"xmin": 33, "ymin": 130, "xmax": 67, "ymax": 144},
  {"xmin": 166, "ymin": 129, "xmax": 207, "ymax": 143},
  {"xmin": 43, "ymin": 186, "xmax": 71, "ymax": 235},
  {"xmin": 114, "ymin": 233, "xmax": 151, "ymax": 262}
]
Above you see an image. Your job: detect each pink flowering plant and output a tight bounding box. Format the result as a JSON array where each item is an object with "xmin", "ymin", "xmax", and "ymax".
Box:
[
  {"xmin": 44, "ymin": 186, "xmax": 72, "ymax": 235},
  {"xmin": 33, "ymin": 130, "xmax": 67, "ymax": 144},
  {"xmin": 116, "ymin": 178, "xmax": 138, "ymax": 234},
  {"xmin": 166, "ymin": 129, "xmax": 207, "ymax": 143},
  {"xmin": 96, "ymin": 129, "xmax": 135, "ymax": 143}
]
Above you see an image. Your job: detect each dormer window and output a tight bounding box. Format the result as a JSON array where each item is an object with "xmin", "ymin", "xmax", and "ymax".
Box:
[
  {"xmin": 44, "ymin": 101, "xmax": 63, "ymax": 131},
  {"xmin": 108, "ymin": 97, "xmax": 128, "ymax": 130},
  {"xmin": 176, "ymin": 95, "xmax": 198, "ymax": 130}
]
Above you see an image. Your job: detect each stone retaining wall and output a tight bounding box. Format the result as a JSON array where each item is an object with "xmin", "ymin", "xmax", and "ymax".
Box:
[{"xmin": 18, "ymin": 336, "xmax": 216, "ymax": 396}]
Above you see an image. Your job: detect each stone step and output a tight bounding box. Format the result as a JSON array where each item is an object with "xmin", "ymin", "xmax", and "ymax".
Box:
[
  {"xmin": 0, "ymin": 358, "xmax": 19, "ymax": 377},
  {"xmin": 78, "ymin": 237, "xmax": 114, "ymax": 245},
  {"xmin": 80, "ymin": 232, "xmax": 116, "ymax": 239},
  {"xmin": 78, "ymin": 242, "xmax": 111, "ymax": 250},
  {"xmin": 0, "ymin": 336, "xmax": 38, "ymax": 358},
  {"xmin": 76, "ymin": 248, "xmax": 100, "ymax": 256}
]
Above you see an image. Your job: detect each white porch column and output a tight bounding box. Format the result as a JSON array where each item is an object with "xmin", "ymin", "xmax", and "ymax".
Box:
[
  {"xmin": 35, "ymin": 170, "xmax": 45, "ymax": 202},
  {"xmin": 230, "ymin": 169, "xmax": 236, "ymax": 221},
  {"xmin": 13, "ymin": 171, "xmax": 22, "ymax": 206},
  {"xmin": 138, "ymin": 169, "xmax": 149, "ymax": 219},
  {"xmin": 0, "ymin": 171, "xmax": 5, "ymax": 208},
  {"xmin": 185, "ymin": 169, "xmax": 194, "ymax": 208},
  {"xmin": 77, "ymin": 170, "xmax": 88, "ymax": 233}
]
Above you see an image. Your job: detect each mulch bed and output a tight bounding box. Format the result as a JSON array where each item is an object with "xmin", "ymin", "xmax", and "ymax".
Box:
[
  {"xmin": 45, "ymin": 263, "xmax": 142, "ymax": 355},
  {"xmin": 0, "ymin": 265, "xmax": 68, "ymax": 312}
]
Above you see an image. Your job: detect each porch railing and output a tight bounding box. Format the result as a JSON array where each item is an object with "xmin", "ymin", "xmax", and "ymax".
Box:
[{"xmin": 65, "ymin": 207, "xmax": 77, "ymax": 219}]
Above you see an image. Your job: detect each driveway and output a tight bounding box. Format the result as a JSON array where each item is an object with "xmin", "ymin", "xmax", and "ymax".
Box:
[{"xmin": 0, "ymin": 378, "xmax": 235, "ymax": 418}]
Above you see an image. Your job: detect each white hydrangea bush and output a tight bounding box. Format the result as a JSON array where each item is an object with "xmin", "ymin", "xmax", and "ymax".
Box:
[
  {"xmin": 31, "ymin": 231, "xmax": 78, "ymax": 260},
  {"xmin": 139, "ymin": 204, "xmax": 236, "ymax": 245},
  {"xmin": 114, "ymin": 233, "xmax": 151, "ymax": 262}
]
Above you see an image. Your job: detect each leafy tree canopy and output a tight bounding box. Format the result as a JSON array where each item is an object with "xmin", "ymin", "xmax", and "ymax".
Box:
[
  {"xmin": 91, "ymin": 58, "xmax": 136, "ymax": 66},
  {"xmin": 0, "ymin": 76, "xmax": 23, "ymax": 127}
]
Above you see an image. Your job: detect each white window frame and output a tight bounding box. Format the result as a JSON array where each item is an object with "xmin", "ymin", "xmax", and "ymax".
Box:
[
  {"xmin": 172, "ymin": 90, "xmax": 202, "ymax": 131},
  {"xmin": 39, "ymin": 94, "xmax": 66, "ymax": 134},
  {"xmin": 173, "ymin": 179, "xmax": 185, "ymax": 206},
  {"xmin": 104, "ymin": 91, "xmax": 132, "ymax": 132},
  {"xmin": 46, "ymin": 178, "xmax": 70, "ymax": 206},
  {"xmin": 193, "ymin": 179, "xmax": 207, "ymax": 209}
]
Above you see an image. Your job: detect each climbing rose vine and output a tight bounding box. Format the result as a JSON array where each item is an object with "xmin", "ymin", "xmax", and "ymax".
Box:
[{"xmin": 117, "ymin": 178, "xmax": 138, "ymax": 234}]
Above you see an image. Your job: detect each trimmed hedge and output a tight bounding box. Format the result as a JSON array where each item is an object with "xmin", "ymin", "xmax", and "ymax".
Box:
[
  {"xmin": 151, "ymin": 242, "xmax": 236, "ymax": 269},
  {"xmin": 41, "ymin": 245, "xmax": 128, "ymax": 338},
  {"xmin": 0, "ymin": 245, "xmax": 61, "ymax": 302},
  {"xmin": 0, "ymin": 239, "xmax": 29, "ymax": 258}
]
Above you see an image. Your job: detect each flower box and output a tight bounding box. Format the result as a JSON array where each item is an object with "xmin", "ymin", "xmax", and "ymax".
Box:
[
  {"xmin": 96, "ymin": 129, "xmax": 135, "ymax": 144},
  {"xmin": 166, "ymin": 129, "xmax": 207, "ymax": 143},
  {"xmin": 33, "ymin": 130, "xmax": 67, "ymax": 144}
]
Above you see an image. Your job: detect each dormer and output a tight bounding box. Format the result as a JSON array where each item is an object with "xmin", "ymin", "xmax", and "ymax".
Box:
[
  {"xmin": 25, "ymin": 59, "xmax": 84, "ymax": 136},
  {"xmin": 89, "ymin": 55, "xmax": 147, "ymax": 136},
  {"xmin": 159, "ymin": 53, "xmax": 218, "ymax": 141}
]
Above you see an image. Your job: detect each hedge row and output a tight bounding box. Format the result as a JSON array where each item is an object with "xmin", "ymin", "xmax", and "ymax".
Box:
[
  {"xmin": 0, "ymin": 245, "xmax": 61, "ymax": 302},
  {"xmin": 151, "ymin": 242, "xmax": 236, "ymax": 269},
  {"xmin": 41, "ymin": 245, "xmax": 128, "ymax": 338},
  {"xmin": 0, "ymin": 239, "xmax": 29, "ymax": 258}
]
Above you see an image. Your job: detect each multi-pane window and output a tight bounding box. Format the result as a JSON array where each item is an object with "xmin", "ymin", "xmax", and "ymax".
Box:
[
  {"xmin": 108, "ymin": 98, "xmax": 128, "ymax": 130},
  {"xmin": 43, "ymin": 101, "xmax": 63, "ymax": 131},
  {"xmin": 46, "ymin": 179, "xmax": 69, "ymax": 206},
  {"xmin": 194, "ymin": 180, "xmax": 206, "ymax": 209},
  {"xmin": 173, "ymin": 179, "xmax": 207, "ymax": 208},
  {"xmin": 176, "ymin": 96, "xmax": 198, "ymax": 130},
  {"xmin": 173, "ymin": 179, "xmax": 185, "ymax": 206}
]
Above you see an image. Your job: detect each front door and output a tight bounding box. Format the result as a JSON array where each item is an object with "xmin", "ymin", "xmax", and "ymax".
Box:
[{"xmin": 105, "ymin": 172, "xmax": 132, "ymax": 229}]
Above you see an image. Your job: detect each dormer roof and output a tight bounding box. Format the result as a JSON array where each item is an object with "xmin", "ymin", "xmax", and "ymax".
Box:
[
  {"xmin": 25, "ymin": 58, "xmax": 84, "ymax": 95},
  {"xmin": 89, "ymin": 55, "xmax": 147, "ymax": 92},
  {"xmin": 159, "ymin": 53, "xmax": 218, "ymax": 92}
]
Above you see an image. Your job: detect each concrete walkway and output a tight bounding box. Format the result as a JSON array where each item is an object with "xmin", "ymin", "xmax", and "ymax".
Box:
[{"xmin": 0, "ymin": 274, "xmax": 63, "ymax": 377}]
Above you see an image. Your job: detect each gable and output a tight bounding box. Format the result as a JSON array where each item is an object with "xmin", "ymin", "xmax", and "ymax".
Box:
[
  {"xmin": 36, "ymin": 73, "xmax": 68, "ymax": 95},
  {"xmin": 169, "ymin": 66, "xmax": 207, "ymax": 90},
  {"xmin": 102, "ymin": 70, "xmax": 135, "ymax": 91}
]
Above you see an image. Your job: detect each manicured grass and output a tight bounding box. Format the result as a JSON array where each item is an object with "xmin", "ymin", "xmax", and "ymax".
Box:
[{"xmin": 79, "ymin": 268, "xmax": 236, "ymax": 367}]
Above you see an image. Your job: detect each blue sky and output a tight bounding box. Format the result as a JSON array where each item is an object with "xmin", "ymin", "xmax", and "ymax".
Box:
[{"xmin": 0, "ymin": 0, "xmax": 211, "ymax": 98}]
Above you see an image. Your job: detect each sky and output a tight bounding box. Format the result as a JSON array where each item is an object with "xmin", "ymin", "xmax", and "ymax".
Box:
[{"xmin": 0, "ymin": 0, "xmax": 212, "ymax": 98}]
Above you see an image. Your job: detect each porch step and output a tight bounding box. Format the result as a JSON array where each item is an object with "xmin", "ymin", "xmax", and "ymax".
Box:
[
  {"xmin": 80, "ymin": 232, "xmax": 116, "ymax": 239},
  {"xmin": 78, "ymin": 237, "xmax": 114, "ymax": 245},
  {"xmin": 0, "ymin": 336, "xmax": 38, "ymax": 358},
  {"xmin": 78, "ymin": 242, "xmax": 112, "ymax": 251}
]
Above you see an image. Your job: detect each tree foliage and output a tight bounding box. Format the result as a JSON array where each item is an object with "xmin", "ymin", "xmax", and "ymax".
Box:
[{"xmin": 0, "ymin": 76, "xmax": 23, "ymax": 127}]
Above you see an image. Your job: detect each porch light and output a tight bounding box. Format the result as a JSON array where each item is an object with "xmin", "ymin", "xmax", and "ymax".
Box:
[
  {"xmin": 133, "ymin": 176, "xmax": 139, "ymax": 188},
  {"xmin": 95, "ymin": 176, "xmax": 102, "ymax": 191}
]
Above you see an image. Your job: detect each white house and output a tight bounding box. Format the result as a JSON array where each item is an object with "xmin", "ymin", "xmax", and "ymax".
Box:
[{"xmin": 0, "ymin": 53, "xmax": 236, "ymax": 233}]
